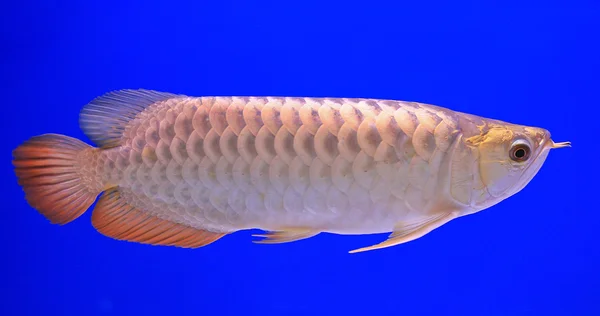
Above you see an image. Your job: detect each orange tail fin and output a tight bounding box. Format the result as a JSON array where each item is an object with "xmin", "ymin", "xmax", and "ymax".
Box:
[{"xmin": 12, "ymin": 134, "xmax": 101, "ymax": 225}]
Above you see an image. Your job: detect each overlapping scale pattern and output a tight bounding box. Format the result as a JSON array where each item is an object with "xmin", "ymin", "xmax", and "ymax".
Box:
[{"xmin": 97, "ymin": 97, "xmax": 469, "ymax": 234}]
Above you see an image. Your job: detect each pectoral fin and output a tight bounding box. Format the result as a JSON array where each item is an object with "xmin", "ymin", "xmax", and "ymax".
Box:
[
  {"xmin": 349, "ymin": 211, "xmax": 459, "ymax": 254},
  {"xmin": 252, "ymin": 228, "xmax": 319, "ymax": 244}
]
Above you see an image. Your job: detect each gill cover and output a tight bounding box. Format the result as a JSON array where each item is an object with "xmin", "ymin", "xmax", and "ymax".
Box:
[{"xmin": 468, "ymin": 126, "xmax": 532, "ymax": 198}]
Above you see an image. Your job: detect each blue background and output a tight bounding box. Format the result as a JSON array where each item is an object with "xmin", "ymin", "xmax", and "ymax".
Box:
[{"xmin": 2, "ymin": 1, "xmax": 598, "ymax": 315}]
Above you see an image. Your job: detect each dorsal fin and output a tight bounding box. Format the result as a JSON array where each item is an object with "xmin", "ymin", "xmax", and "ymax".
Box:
[{"xmin": 79, "ymin": 89, "xmax": 185, "ymax": 148}]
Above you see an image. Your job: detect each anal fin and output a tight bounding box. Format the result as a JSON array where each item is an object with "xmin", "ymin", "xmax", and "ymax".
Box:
[
  {"xmin": 252, "ymin": 228, "xmax": 319, "ymax": 244},
  {"xmin": 91, "ymin": 188, "xmax": 226, "ymax": 248},
  {"xmin": 349, "ymin": 211, "xmax": 459, "ymax": 254}
]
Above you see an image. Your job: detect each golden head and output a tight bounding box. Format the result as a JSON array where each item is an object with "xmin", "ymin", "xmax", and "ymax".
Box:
[{"xmin": 465, "ymin": 122, "xmax": 570, "ymax": 207}]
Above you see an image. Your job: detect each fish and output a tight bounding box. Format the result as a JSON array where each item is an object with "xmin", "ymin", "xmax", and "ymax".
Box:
[{"xmin": 12, "ymin": 89, "xmax": 570, "ymax": 253}]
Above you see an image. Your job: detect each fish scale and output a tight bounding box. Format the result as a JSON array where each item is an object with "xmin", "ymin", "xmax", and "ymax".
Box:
[
  {"xmin": 12, "ymin": 89, "xmax": 570, "ymax": 252},
  {"xmin": 88, "ymin": 95, "xmax": 459, "ymax": 235}
]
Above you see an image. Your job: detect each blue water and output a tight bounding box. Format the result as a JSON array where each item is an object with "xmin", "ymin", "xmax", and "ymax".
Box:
[{"xmin": 2, "ymin": 1, "xmax": 598, "ymax": 315}]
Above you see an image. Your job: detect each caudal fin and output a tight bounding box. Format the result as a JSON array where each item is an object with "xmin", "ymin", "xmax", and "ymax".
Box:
[{"xmin": 12, "ymin": 134, "xmax": 101, "ymax": 225}]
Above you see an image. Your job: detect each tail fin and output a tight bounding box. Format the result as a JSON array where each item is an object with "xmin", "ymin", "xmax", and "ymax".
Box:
[{"xmin": 12, "ymin": 134, "xmax": 101, "ymax": 225}]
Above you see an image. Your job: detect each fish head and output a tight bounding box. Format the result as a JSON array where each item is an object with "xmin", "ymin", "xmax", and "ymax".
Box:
[{"xmin": 467, "ymin": 122, "xmax": 570, "ymax": 207}]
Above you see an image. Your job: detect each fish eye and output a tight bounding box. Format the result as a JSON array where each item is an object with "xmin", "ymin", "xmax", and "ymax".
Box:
[{"xmin": 509, "ymin": 140, "xmax": 531, "ymax": 162}]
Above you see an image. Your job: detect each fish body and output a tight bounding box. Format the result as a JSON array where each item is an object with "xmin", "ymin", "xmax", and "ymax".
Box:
[{"xmin": 12, "ymin": 90, "xmax": 570, "ymax": 252}]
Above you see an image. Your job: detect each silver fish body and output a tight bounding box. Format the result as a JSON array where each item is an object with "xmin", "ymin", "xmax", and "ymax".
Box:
[{"xmin": 13, "ymin": 90, "xmax": 569, "ymax": 252}]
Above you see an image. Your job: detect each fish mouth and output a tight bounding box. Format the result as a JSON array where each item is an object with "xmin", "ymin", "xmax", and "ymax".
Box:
[
  {"xmin": 530, "ymin": 138, "xmax": 569, "ymax": 168},
  {"xmin": 539, "ymin": 130, "xmax": 570, "ymax": 152},
  {"xmin": 538, "ymin": 128, "xmax": 570, "ymax": 151}
]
